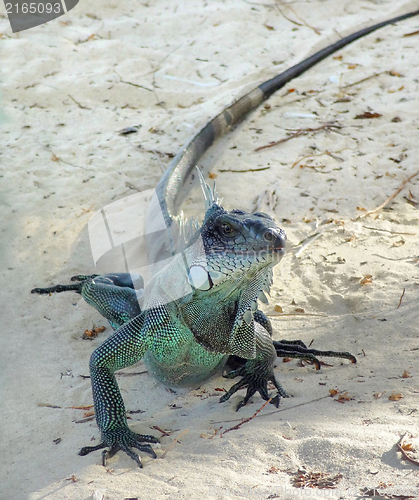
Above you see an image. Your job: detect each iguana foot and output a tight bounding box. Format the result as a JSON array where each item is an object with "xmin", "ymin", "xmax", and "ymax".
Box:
[
  {"xmin": 79, "ymin": 428, "xmax": 159, "ymax": 468},
  {"xmin": 220, "ymin": 366, "xmax": 289, "ymax": 411},
  {"xmin": 71, "ymin": 274, "xmax": 98, "ymax": 282},
  {"xmin": 273, "ymin": 340, "xmax": 357, "ymax": 369},
  {"xmin": 31, "ymin": 283, "xmax": 82, "ymax": 294}
]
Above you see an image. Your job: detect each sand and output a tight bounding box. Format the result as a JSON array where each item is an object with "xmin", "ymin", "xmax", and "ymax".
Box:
[{"xmin": 1, "ymin": 1, "xmax": 419, "ymax": 499}]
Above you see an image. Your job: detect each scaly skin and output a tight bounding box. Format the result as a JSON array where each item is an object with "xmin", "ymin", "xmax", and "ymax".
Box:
[
  {"xmin": 32, "ymin": 11, "xmax": 419, "ymax": 466},
  {"xmin": 33, "ymin": 206, "xmax": 355, "ymax": 467}
]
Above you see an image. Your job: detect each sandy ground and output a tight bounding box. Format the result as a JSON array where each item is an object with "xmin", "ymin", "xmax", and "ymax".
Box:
[{"xmin": 1, "ymin": 1, "xmax": 419, "ymax": 499}]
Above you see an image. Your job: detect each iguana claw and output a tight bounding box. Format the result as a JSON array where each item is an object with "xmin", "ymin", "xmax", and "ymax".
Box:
[
  {"xmin": 79, "ymin": 429, "xmax": 159, "ymax": 468},
  {"xmin": 220, "ymin": 366, "xmax": 288, "ymax": 411}
]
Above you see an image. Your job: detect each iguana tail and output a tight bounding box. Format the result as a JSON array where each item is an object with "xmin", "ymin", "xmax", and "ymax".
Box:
[{"xmin": 156, "ymin": 9, "xmax": 419, "ymax": 224}]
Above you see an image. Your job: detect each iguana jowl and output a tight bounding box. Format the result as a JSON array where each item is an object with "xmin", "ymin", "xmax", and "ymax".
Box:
[{"xmin": 32, "ymin": 10, "xmax": 419, "ymax": 467}]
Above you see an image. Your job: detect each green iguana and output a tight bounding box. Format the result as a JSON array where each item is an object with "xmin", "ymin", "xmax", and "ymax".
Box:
[{"xmin": 32, "ymin": 10, "xmax": 419, "ymax": 468}]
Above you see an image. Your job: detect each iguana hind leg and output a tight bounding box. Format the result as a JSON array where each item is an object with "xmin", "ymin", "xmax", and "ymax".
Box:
[
  {"xmin": 32, "ymin": 273, "xmax": 143, "ymax": 329},
  {"xmin": 81, "ymin": 314, "xmax": 158, "ymax": 467}
]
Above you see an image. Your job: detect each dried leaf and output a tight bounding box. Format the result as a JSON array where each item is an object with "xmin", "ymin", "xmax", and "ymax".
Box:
[
  {"xmin": 268, "ymin": 466, "xmax": 280, "ymax": 474},
  {"xmin": 83, "ymin": 325, "xmax": 105, "ymax": 339},
  {"xmin": 373, "ymin": 392, "xmax": 383, "ymax": 399},
  {"xmin": 355, "ymin": 112, "xmax": 382, "ymax": 119},
  {"xmin": 388, "ymin": 391, "xmax": 403, "ymax": 401},
  {"xmin": 329, "ymin": 389, "xmax": 338, "ymax": 396},
  {"xmin": 83, "ymin": 329, "xmax": 98, "ymax": 339},
  {"xmin": 401, "ymin": 442, "xmax": 414, "ymax": 452},
  {"xmin": 208, "ymin": 172, "xmax": 217, "ymax": 179},
  {"xmin": 337, "ymin": 391, "xmax": 353, "ymax": 402},
  {"xmin": 51, "ymin": 154, "xmax": 59, "ymax": 162},
  {"xmin": 274, "ymin": 304, "xmax": 283, "ymax": 313},
  {"xmin": 295, "ymin": 308, "xmax": 305, "ymax": 313},
  {"xmin": 401, "ymin": 370, "xmax": 411, "ymax": 378},
  {"xmin": 360, "ymin": 275, "xmax": 373, "ymax": 286}
]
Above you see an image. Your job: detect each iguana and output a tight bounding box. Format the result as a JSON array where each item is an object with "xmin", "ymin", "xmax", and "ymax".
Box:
[{"xmin": 32, "ymin": 10, "xmax": 419, "ymax": 467}]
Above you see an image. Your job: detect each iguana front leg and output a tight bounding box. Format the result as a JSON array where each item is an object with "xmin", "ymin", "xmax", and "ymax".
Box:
[
  {"xmin": 273, "ymin": 340, "xmax": 356, "ymax": 369},
  {"xmin": 220, "ymin": 322, "xmax": 287, "ymax": 411},
  {"xmin": 79, "ymin": 314, "xmax": 158, "ymax": 468}
]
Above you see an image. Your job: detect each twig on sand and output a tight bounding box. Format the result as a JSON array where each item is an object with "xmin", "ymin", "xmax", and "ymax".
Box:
[
  {"xmin": 68, "ymin": 94, "xmax": 92, "ymax": 110},
  {"xmin": 161, "ymin": 429, "xmax": 188, "ymax": 459},
  {"xmin": 221, "ymin": 399, "xmax": 272, "ymax": 435},
  {"xmin": 397, "ymin": 288, "xmax": 406, "ymax": 309},
  {"xmin": 355, "ymin": 170, "xmax": 419, "ymax": 220},
  {"xmin": 255, "ymin": 123, "xmax": 340, "ymax": 151},
  {"xmin": 211, "ymin": 395, "xmax": 331, "ymax": 425}
]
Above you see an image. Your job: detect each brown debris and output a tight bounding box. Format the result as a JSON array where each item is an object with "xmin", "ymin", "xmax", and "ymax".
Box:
[
  {"xmin": 355, "ymin": 170, "xmax": 419, "ymax": 220},
  {"xmin": 397, "ymin": 433, "xmax": 419, "ymax": 467},
  {"xmin": 335, "ymin": 391, "xmax": 354, "ymax": 403},
  {"xmin": 221, "ymin": 399, "xmax": 272, "ymax": 436},
  {"xmin": 290, "ymin": 469, "xmax": 342, "ymax": 489},
  {"xmin": 255, "ymin": 123, "xmax": 340, "ymax": 152},
  {"xmin": 83, "ymin": 326, "xmax": 106, "ymax": 340},
  {"xmin": 403, "ymin": 29, "xmax": 419, "ymax": 37},
  {"xmin": 354, "ymin": 111, "xmax": 382, "ymax": 119},
  {"xmin": 405, "ymin": 190, "xmax": 419, "ymax": 208},
  {"xmin": 160, "ymin": 429, "xmax": 188, "ymax": 459},
  {"xmin": 397, "ymin": 288, "xmax": 406, "ymax": 309},
  {"xmin": 328, "ymin": 389, "xmax": 353, "ymax": 403},
  {"xmin": 360, "ymin": 275, "xmax": 373, "ymax": 286},
  {"xmin": 388, "ymin": 391, "xmax": 403, "ymax": 401}
]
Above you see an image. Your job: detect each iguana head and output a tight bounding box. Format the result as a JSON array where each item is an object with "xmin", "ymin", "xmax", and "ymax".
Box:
[
  {"xmin": 187, "ymin": 203, "xmax": 286, "ymax": 294},
  {"xmin": 184, "ymin": 203, "xmax": 286, "ymax": 358}
]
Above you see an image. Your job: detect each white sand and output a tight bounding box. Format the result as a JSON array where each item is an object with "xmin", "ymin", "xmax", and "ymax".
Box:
[{"xmin": 1, "ymin": 1, "xmax": 419, "ymax": 499}]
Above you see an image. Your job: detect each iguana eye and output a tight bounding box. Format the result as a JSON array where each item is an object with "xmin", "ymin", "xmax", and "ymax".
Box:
[{"xmin": 221, "ymin": 223, "xmax": 234, "ymax": 235}]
